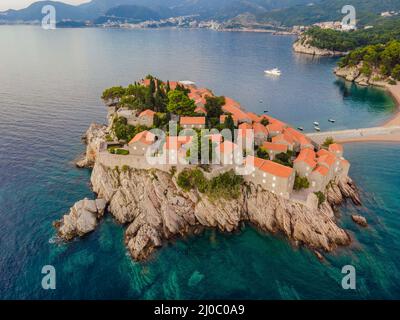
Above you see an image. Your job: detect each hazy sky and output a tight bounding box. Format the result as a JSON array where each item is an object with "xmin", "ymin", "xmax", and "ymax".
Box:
[{"xmin": 0, "ymin": 0, "xmax": 90, "ymax": 11}]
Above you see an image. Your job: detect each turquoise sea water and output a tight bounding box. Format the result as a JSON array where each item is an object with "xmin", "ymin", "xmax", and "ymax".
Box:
[{"xmin": 0, "ymin": 26, "xmax": 399, "ymax": 299}]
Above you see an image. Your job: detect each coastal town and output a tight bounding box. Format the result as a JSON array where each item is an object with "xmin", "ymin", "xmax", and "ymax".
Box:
[{"xmin": 99, "ymin": 76, "xmax": 351, "ymax": 208}]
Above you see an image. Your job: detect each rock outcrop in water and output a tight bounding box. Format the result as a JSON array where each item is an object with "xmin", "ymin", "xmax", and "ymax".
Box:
[
  {"xmin": 293, "ymin": 36, "xmax": 346, "ymax": 57},
  {"xmin": 75, "ymin": 123, "xmax": 108, "ymax": 168},
  {"xmin": 334, "ymin": 65, "xmax": 391, "ymax": 87},
  {"xmin": 54, "ymin": 198, "xmax": 107, "ymax": 240},
  {"xmin": 56, "ymin": 125, "xmax": 361, "ymax": 261}
]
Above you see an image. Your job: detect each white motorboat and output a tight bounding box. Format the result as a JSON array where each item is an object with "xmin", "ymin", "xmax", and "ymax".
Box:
[
  {"xmin": 313, "ymin": 121, "xmax": 320, "ymax": 126},
  {"xmin": 329, "ymin": 119, "xmax": 336, "ymax": 123},
  {"xmin": 297, "ymin": 127, "xmax": 304, "ymax": 131},
  {"xmin": 314, "ymin": 126, "xmax": 321, "ymax": 132},
  {"xmin": 264, "ymin": 68, "xmax": 281, "ymax": 76}
]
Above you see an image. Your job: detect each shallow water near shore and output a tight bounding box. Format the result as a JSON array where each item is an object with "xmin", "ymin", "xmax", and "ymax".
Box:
[{"xmin": 0, "ymin": 26, "xmax": 399, "ymax": 299}]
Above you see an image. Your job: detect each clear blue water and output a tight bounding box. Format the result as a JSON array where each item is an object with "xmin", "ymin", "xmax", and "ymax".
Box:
[{"xmin": 0, "ymin": 26, "xmax": 399, "ymax": 299}]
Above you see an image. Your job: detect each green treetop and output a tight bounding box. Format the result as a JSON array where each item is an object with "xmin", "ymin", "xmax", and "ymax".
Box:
[{"xmin": 167, "ymin": 90, "xmax": 196, "ymax": 115}]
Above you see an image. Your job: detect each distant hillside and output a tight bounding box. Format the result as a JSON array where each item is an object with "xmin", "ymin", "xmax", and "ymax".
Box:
[
  {"xmin": 258, "ymin": 0, "xmax": 400, "ymax": 27},
  {"xmin": 0, "ymin": 0, "xmax": 313, "ymax": 22},
  {"xmin": 0, "ymin": 1, "xmax": 89, "ymax": 21},
  {"xmin": 94, "ymin": 5, "xmax": 163, "ymax": 24}
]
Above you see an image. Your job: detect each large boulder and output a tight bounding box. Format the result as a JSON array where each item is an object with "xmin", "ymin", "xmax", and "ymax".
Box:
[{"xmin": 54, "ymin": 198, "xmax": 108, "ymax": 240}]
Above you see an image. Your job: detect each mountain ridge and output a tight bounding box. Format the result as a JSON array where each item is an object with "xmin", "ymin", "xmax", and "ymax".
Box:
[{"xmin": 0, "ymin": 0, "xmax": 313, "ymax": 22}]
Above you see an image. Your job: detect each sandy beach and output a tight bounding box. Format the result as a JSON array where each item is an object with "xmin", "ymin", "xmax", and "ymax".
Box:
[
  {"xmin": 330, "ymin": 83, "xmax": 400, "ymax": 144},
  {"xmin": 384, "ymin": 83, "xmax": 400, "ymax": 127}
]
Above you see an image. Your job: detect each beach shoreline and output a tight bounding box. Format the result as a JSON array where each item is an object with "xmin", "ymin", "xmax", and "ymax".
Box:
[
  {"xmin": 384, "ymin": 83, "xmax": 400, "ymax": 127},
  {"xmin": 321, "ymin": 81, "xmax": 400, "ymax": 144}
]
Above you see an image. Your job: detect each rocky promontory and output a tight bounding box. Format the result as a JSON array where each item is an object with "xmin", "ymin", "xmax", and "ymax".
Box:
[
  {"xmin": 55, "ymin": 122, "xmax": 361, "ymax": 261},
  {"xmin": 293, "ymin": 36, "xmax": 347, "ymax": 57},
  {"xmin": 334, "ymin": 64, "xmax": 392, "ymax": 87}
]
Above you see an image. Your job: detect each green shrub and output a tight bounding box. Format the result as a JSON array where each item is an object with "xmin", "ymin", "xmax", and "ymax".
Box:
[
  {"xmin": 322, "ymin": 137, "xmax": 335, "ymax": 148},
  {"xmin": 314, "ymin": 191, "xmax": 326, "ymax": 207},
  {"xmin": 294, "ymin": 174, "xmax": 310, "ymax": 191},
  {"xmin": 177, "ymin": 169, "xmax": 243, "ymax": 200},
  {"xmin": 108, "ymin": 147, "xmax": 129, "ymax": 155},
  {"xmin": 274, "ymin": 152, "xmax": 293, "ymax": 167},
  {"xmin": 122, "ymin": 165, "xmax": 130, "ymax": 173},
  {"xmin": 257, "ymin": 147, "xmax": 270, "ymax": 160}
]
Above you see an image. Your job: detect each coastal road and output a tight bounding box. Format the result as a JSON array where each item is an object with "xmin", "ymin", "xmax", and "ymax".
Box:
[{"xmin": 307, "ymin": 125, "xmax": 400, "ymax": 144}]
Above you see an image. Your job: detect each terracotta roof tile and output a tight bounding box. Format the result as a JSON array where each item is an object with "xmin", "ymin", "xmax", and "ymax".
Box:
[
  {"xmin": 180, "ymin": 117, "xmax": 206, "ymax": 125},
  {"xmin": 260, "ymin": 160, "xmax": 294, "ymax": 178},
  {"xmin": 139, "ymin": 109, "xmax": 156, "ymax": 117},
  {"xmin": 262, "ymin": 142, "xmax": 288, "ymax": 152},
  {"xmin": 129, "ymin": 130, "xmax": 155, "ymax": 145},
  {"xmin": 294, "ymin": 148, "xmax": 317, "ymax": 168},
  {"xmin": 329, "ymin": 143, "xmax": 343, "ymax": 153}
]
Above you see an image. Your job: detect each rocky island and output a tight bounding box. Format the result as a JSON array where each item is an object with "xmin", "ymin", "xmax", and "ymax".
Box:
[{"xmin": 55, "ymin": 76, "xmax": 362, "ymax": 261}]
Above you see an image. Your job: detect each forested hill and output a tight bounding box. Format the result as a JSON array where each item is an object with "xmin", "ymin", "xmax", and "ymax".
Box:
[
  {"xmin": 303, "ymin": 19, "xmax": 400, "ymax": 52},
  {"xmin": 258, "ymin": 0, "xmax": 400, "ymax": 27},
  {"xmin": 337, "ymin": 40, "xmax": 400, "ymax": 84},
  {"xmin": 0, "ymin": 0, "xmax": 312, "ymax": 22}
]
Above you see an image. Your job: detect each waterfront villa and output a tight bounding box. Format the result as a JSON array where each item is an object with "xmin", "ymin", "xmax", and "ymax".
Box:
[{"xmin": 244, "ymin": 155, "xmax": 295, "ymax": 199}]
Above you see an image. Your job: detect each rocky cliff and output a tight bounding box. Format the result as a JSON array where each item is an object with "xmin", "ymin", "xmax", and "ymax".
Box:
[
  {"xmin": 293, "ymin": 36, "xmax": 346, "ymax": 57},
  {"xmin": 56, "ymin": 154, "xmax": 361, "ymax": 261},
  {"xmin": 334, "ymin": 64, "xmax": 391, "ymax": 87}
]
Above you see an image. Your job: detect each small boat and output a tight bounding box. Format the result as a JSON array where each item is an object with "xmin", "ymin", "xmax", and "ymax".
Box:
[
  {"xmin": 259, "ymin": 99, "xmax": 263, "ymax": 103},
  {"xmin": 297, "ymin": 127, "xmax": 304, "ymax": 131},
  {"xmin": 313, "ymin": 121, "xmax": 319, "ymax": 126},
  {"xmin": 264, "ymin": 68, "xmax": 281, "ymax": 76},
  {"xmin": 328, "ymin": 119, "xmax": 336, "ymax": 123},
  {"xmin": 263, "ymin": 110, "xmax": 269, "ymax": 113},
  {"xmin": 314, "ymin": 126, "xmax": 321, "ymax": 132}
]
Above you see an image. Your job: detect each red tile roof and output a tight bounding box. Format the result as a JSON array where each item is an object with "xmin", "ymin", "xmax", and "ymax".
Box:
[
  {"xmin": 266, "ymin": 123, "xmax": 284, "ymax": 133},
  {"xmin": 245, "ymin": 155, "xmax": 265, "ymax": 169},
  {"xmin": 284, "ymin": 127, "xmax": 312, "ymax": 147},
  {"xmin": 222, "ymin": 97, "xmax": 250, "ymax": 122},
  {"xmin": 329, "ymin": 143, "xmax": 343, "ymax": 153},
  {"xmin": 260, "ymin": 160, "xmax": 294, "ymax": 178},
  {"xmin": 219, "ymin": 141, "xmax": 239, "ymax": 154},
  {"xmin": 139, "ymin": 109, "xmax": 156, "ymax": 118},
  {"xmin": 272, "ymin": 131, "xmax": 295, "ymax": 145},
  {"xmin": 129, "ymin": 130, "xmax": 155, "ymax": 145},
  {"xmin": 164, "ymin": 136, "xmax": 193, "ymax": 150},
  {"xmin": 294, "ymin": 148, "xmax": 317, "ymax": 168},
  {"xmin": 262, "ymin": 142, "xmax": 288, "ymax": 153},
  {"xmin": 253, "ymin": 122, "xmax": 269, "ymax": 135},
  {"xmin": 245, "ymin": 156, "xmax": 293, "ymax": 178},
  {"xmin": 180, "ymin": 117, "xmax": 206, "ymax": 125},
  {"xmin": 313, "ymin": 165, "xmax": 329, "ymax": 176},
  {"xmin": 247, "ymin": 112, "xmax": 261, "ymax": 123},
  {"xmin": 194, "ymin": 106, "xmax": 207, "ymax": 114}
]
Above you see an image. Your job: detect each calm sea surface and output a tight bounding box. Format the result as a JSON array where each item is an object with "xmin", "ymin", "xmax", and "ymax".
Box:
[{"xmin": 0, "ymin": 26, "xmax": 399, "ymax": 299}]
